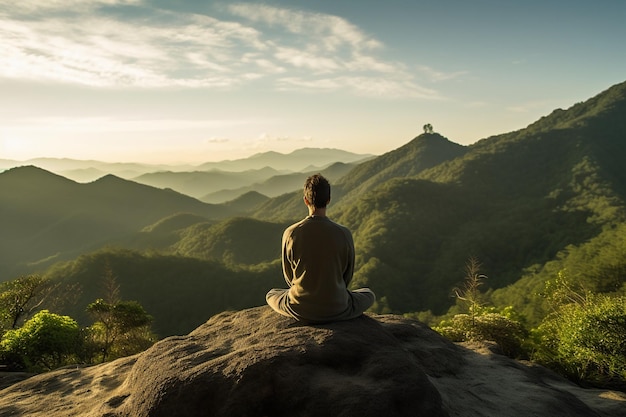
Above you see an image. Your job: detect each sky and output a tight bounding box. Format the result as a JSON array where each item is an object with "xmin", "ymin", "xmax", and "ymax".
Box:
[{"xmin": 1, "ymin": 0, "xmax": 624, "ymax": 165}]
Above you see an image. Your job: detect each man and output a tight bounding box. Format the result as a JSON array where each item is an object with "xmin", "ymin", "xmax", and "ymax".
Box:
[{"xmin": 266, "ymin": 174, "xmax": 376, "ymax": 323}]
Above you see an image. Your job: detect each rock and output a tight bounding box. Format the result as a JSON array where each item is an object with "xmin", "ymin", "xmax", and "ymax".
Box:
[{"xmin": 0, "ymin": 306, "xmax": 624, "ymax": 417}]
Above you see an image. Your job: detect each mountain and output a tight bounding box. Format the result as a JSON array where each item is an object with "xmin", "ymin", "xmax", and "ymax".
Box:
[
  {"xmin": 334, "ymin": 133, "xmax": 467, "ymax": 202},
  {"xmin": 172, "ymin": 217, "xmax": 287, "ymax": 265},
  {"xmin": 0, "ymin": 158, "xmax": 186, "ymax": 181},
  {"xmin": 221, "ymin": 191, "xmax": 270, "ymax": 213},
  {"xmin": 200, "ymin": 161, "xmax": 358, "ymax": 204},
  {"xmin": 132, "ymin": 167, "xmax": 283, "ymax": 199},
  {"xmin": 197, "ymin": 148, "xmax": 373, "ymax": 172},
  {"xmin": 0, "ymin": 167, "xmax": 229, "ymax": 279},
  {"xmin": 338, "ymin": 81, "xmax": 626, "ymax": 318}
]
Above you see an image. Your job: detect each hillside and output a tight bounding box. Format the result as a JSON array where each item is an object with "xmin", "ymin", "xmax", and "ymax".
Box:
[
  {"xmin": 171, "ymin": 217, "xmax": 287, "ymax": 265},
  {"xmin": 43, "ymin": 248, "xmax": 280, "ymax": 336},
  {"xmin": 342, "ymin": 81, "xmax": 626, "ymax": 318},
  {"xmin": 0, "ymin": 168, "xmax": 228, "ymax": 280}
]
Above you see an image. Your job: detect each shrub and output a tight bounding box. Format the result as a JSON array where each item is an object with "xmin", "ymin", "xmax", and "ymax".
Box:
[
  {"xmin": 435, "ymin": 310, "xmax": 527, "ymax": 357},
  {"xmin": 0, "ymin": 310, "xmax": 81, "ymax": 372},
  {"xmin": 533, "ymin": 294, "xmax": 626, "ymax": 389}
]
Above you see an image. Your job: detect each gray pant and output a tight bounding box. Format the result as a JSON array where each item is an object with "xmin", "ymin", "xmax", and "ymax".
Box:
[{"xmin": 266, "ymin": 288, "xmax": 376, "ymax": 324}]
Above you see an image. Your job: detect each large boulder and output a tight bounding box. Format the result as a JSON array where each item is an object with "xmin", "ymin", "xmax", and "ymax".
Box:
[{"xmin": 0, "ymin": 306, "xmax": 624, "ymax": 417}]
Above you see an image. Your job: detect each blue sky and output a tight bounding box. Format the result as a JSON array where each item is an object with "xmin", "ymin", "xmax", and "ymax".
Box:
[{"xmin": 1, "ymin": 0, "xmax": 624, "ymax": 164}]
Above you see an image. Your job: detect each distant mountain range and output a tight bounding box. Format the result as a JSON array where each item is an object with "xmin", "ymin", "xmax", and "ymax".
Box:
[
  {"xmin": 0, "ymin": 148, "xmax": 373, "ymax": 183},
  {"xmin": 1, "ymin": 80, "xmax": 625, "ymax": 337}
]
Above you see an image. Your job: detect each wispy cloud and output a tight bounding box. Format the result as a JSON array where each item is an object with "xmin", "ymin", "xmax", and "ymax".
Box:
[
  {"xmin": 0, "ymin": 1, "xmax": 438, "ymax": 98},
  {"xmin": 3, "ymin": 116, "xmax": 258, "ymax": 133},
  {"xmin": 227, "ymin": 3, "xmax": 382, "ymax": 52},
  {"xmin": 416, "ymin": 65, "xmax": 468, "ymax": 82}
]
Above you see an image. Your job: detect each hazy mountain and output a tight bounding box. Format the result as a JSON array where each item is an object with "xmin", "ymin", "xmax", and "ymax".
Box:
[
  {"xmin": 57, "ymin": 167, "xmax": 109, "ymax": 183},
  {"xmin": 0, "ymin": 167, "xmax": 229, "ymax": 279},
  {"xmin": 201, "ymin": 161, "xmax": 357, "ymax": 204},
  {"xmin": 0, "ymin": 158, "xmax": 188, "ymax": 181},
  {"xmin": 197, "ymin": 148, "xmax": 373, "ymax": 172},
  {"xmin": 132, "ymin": 167, "xmax": 283, "ymax": 199},
  {"xmin": 222, "ymin": 191, "xmax": 270, "ymax": 213}
]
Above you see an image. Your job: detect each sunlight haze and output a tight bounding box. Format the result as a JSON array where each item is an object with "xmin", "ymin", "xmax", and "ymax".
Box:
[{"xmin": 1, "ymin": 0, "xmax": 624, "ymax": 164}]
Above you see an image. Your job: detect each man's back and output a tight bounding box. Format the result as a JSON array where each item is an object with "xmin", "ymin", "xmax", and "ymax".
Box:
[{"xmin": 282, "ymin": 215, "xmax": 354, "ymax": 320}]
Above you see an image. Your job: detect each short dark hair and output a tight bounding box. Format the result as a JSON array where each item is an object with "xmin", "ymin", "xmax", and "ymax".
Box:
[{"xmin": 304, "ymin": 174, "xmax": 330, "ymax": 208}]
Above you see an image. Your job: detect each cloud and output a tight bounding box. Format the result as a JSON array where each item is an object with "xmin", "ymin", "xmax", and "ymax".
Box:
[
  {"xmin": 0, "ymin": 1, "xmax": 438, "ymax": 99},
  {"xmin": 227, "ymin": 3, "xmax": 382, "ymax": 52},
  {"xmin": 4, "ymin": 116, "xmax": 259, "ymax": 133},
  {"xmin": 416, "ymin": 65, "xmax": 468, "ymax": 82},
  {"xmin": 277, "ymin": 76, "xmax": 439, "ymax": 99},
  {"xmin": 0, "ymin": 0, "xmax": 141, "ymax": 13}
]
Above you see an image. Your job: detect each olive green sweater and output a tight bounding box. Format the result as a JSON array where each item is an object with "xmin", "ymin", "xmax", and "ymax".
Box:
[{"xmin": 281, "ymin": 215, "xmax": 355, "ymax": 321}]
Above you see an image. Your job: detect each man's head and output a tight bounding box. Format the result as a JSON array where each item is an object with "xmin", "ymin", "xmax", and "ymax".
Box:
[{"xmin": 303, "ymin": 174, "xmax": 331, "ymax": 208}]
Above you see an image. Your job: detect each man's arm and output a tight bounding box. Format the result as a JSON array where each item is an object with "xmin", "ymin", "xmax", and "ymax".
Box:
[
  {"xmin": 281, "ymin": 228, "xmax": 294, "ymax": 286},
  {"xmin": 342, "ymin": 227, "xmax": 355, "ymax": 286}
]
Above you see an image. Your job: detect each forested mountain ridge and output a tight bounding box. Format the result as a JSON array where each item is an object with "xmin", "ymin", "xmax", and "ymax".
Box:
[
  {"xmin": 335, "ymin": 80, "xmax": 626, "ymax": 318},
  {"xmin": 334, "ymin": 133, "xmax": 467, "ymax": 203},
  {"xmin": 0, "ymin": 167, "xmax": 230, "ymax": 279}
]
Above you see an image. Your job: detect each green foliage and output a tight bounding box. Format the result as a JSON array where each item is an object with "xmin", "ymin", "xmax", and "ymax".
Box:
[
  {"xmin": 86, "ymin": 299, "xmax": 155, "ymax": 362},
  {"xmin": 491, "ymin": 222, "xmax": 626, "ymax": 326},
  {"xmin": 172, "ymin": 217, "xmax": 285, "ymax": 266},
  {"xmin": 0, "ymin": 310, "xmax": 81, "ymax": 372},
  {"xmin": 45, "ymin": 248, "xmax": 281, "ymax": 336},
  {"xmin": 434, "ymin": 258, "xmax": 527, "ymax": 357},
  {"xmin": 453, "ymin": 258, "xmax": 488, "ymax": 324},
  {"xmin": 531, "ymin": 275, "xmax": 626, "ymax": 389},
  {"xmin": 435, "ymin": 310, "xmax": 527, "ymax": 358},
  {"xmin": 0, "ymin": 274, "xmax": 59, "ymax": 332}
]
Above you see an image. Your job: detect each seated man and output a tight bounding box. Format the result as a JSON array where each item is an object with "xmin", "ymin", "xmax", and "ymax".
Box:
[{"xmin": 266, "ymin": 174, "xmax": 375, "ymax": 323}]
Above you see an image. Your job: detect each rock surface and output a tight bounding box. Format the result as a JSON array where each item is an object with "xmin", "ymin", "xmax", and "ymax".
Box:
[{"xmin": 0, "ymin": 306, "xmax": 625, "ymax": 417}]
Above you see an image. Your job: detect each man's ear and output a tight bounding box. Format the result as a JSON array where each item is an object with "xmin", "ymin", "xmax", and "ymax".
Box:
[{"xmin": 303, "ymin": 196, "xmax": 310, "ymax": 206}]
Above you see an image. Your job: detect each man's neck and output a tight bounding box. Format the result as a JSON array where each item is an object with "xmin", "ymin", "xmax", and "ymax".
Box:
[{"xmin": 308, "ymin": 206, "xmax": 327, "ymax": 217}]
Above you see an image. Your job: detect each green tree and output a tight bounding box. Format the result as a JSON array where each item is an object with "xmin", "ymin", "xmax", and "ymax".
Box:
[
  {"xmin": 86, "ymin": 299, "xmax": 154, "ymax": 362},
  {"xmin": 423, "ymin": 123, "xmax": 434, "ymax": 134},
  {"xmin": 0, "ymin": 310, "xmax": 81, "ymax": 372},
  {"xmin": 0, "ymin": 275, "xmax": 58, "ymax": 332}
]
